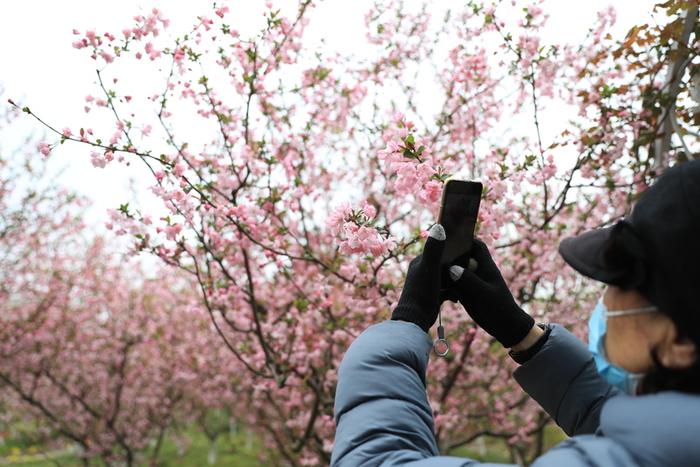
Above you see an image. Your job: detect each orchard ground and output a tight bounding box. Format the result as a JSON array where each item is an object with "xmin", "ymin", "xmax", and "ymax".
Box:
[{"xmin": 0, "ymin": 424, "xmax": 567, "ymax": 466}]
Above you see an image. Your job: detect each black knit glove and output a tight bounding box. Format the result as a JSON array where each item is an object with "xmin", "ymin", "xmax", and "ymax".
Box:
[
  {"xmin": 446, "ymin": 239, "xmax": 534, "ymax": 348},
  {"xmin": 391, "ymin": 224, "xmax": 447, "ymax": 332}
]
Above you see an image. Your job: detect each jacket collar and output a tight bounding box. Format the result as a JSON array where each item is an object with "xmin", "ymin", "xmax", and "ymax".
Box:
[{"xmin": 600, "ymin": 391, "xmax": 700, "ymax": 467}]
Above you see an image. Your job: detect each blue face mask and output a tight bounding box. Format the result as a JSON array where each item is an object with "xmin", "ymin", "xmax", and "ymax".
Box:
[{"xmin": 588, "ymin": 298, "xmax": 657, "ymax": 395}]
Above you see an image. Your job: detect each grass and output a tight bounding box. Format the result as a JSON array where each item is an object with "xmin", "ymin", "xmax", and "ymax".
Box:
[
  {"xmin": 1, "ymin": 421, "xmax": 569, "ymax": 466},
  {"xmin": 0, "ymin": 426, "xmax": 264, "ymax": 466},
  {"xmin": 157, "ymin": 428, "xmax": 263, "ymax": 466},
  {"xmin": 448, "ymin": 423, "xmax": 569, "ymax": 464}
]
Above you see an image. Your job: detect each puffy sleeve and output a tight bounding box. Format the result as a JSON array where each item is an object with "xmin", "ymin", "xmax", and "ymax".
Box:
[
  {"xmin": 513, "ymin": 324, "xmax": 621, "ymax": 436},
  {"xmin": 331, "ymin": 320, "xmax": 516, "ymax": 467}
]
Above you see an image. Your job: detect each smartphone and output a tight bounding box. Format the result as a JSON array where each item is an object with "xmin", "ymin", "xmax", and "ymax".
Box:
[{"xmin": 437, "ymin": 179, "xmax": 483, "ymax": 265}]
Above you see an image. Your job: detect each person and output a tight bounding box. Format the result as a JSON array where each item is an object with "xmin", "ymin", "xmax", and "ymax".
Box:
[{"xmin": 330, "ymin": 160, "xmax": 700, "ymax": 466}]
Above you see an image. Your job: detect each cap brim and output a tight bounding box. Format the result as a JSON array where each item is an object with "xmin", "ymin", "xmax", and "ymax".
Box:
[{"xmin": 559, "ymin": 227, "xmax": 629, "ymax": 285}]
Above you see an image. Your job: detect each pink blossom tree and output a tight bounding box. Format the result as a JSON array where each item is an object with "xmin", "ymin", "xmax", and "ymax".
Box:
[
  {"xmin": 11, "ymin": 0, "xmax": 699, "ymax": 464},
  {"xmin": 0, "ymin": 107, "xmax": 244, "ymax": 466}
]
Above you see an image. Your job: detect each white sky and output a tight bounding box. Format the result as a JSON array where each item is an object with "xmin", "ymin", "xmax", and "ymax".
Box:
[{"xmin": 1, "ymin": 0, "xmax": 657, "ymax": 233}]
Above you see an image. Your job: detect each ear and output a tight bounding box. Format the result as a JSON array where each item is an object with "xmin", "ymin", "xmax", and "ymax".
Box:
[{"xmin": 657, "ymin": 332, "xmax": 697, "ymax": 370}]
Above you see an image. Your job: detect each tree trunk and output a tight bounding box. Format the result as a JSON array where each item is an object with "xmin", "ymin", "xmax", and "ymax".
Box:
[{"xmin": 653, "ymin": 6, "xmax": 698, "ymax": 170}]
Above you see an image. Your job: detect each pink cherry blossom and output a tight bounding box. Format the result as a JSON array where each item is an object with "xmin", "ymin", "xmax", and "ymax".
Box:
[{"xmin": 37, "ymin": 142, "xmax": 51, "ymax": 156}]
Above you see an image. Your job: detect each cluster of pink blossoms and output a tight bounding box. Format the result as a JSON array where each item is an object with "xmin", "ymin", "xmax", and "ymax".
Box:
[
  {"xmin": 377, "ymin": 113, "xmax": 444, "ymax": 204},
  {"xmin": 327, "ymin": 201, "xmax": 396, "ymax": 257},
  {"xmin": 71, "ymin": 8, "xmax": 169, "ymax": 64}
]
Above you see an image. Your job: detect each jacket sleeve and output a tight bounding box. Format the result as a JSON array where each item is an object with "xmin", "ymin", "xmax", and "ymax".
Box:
[
  {"xmin": 331, "ymin": 320, "xmax": 517, "ymax": 467},
  {"xmin": 513, "ymin": 324, "xmax": 621, "ymax": 436}
]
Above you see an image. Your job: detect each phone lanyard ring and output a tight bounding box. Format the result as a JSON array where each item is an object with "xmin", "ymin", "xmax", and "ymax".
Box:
[
  {"xmin": 433, "ymin": 313, "xmax": 449, "ymax": 357},
  {"xmin": 433, "ymin": 337, "xmax": 449, "ymax": 357}
]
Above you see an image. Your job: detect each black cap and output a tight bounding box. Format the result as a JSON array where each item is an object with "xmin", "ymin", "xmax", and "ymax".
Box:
[{"xmin": 559, "ymin": 160, "xmax": 700, "ymax": 339}]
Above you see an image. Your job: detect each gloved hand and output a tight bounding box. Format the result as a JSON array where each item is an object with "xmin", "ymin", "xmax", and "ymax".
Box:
[
  {"xmin": 446, "ymin": 239, "xmax": 534, "ymax": 348},
  {"xmin": 391, "ymin": 224, "xmax": 447, "ymax": 332}
]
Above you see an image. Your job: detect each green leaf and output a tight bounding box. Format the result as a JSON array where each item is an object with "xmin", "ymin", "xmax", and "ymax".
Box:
[
  {"xmin": 245, "ymin": 48, "xmax": 256, "ymax": 62},
  {"xmin": 292, "ymin": 298, "xmax": 309, "ymax": 312},
  {"xmin": 524, "ymin": 154, "xmax": 537, "ymax": 167},
  {"xmin": 187, "ymin": 49, "xmax": 201, "ymax": 61},
  {"xmin": 216, "ymin": 112, "xmax": 232, "ymax": 124},
  {"xmin": 315, "ymin": 67, "xmax": 331, "ymax": 81}
]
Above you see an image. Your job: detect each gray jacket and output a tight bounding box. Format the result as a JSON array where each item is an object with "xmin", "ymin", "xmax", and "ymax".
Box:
[{"xmin": 331, "ymin": 320, "xmax": 700, "ymax": 466}]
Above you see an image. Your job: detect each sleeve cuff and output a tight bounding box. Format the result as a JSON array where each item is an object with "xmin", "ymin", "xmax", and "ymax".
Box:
[{"xmin": 509, "ymin": 323, "xmax": 551, "ymax": 364}]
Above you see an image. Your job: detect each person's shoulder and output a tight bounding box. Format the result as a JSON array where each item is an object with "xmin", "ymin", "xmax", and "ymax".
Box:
[
  {"xmin": 537, "ymin": 395, "xmax": 700, "ymax": 467},
  {"xmin": 599, "ymin": 391, "xmax": 700, "ymax": 466},
  {"xmin": 532, "ymin": 434, "xmax": 638, "ymax": 467}
]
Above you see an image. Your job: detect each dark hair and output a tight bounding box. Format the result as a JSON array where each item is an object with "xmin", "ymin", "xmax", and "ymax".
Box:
[{"xmin": 637, "ymin": 336, "xmax": 700, "ymax": 395}]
